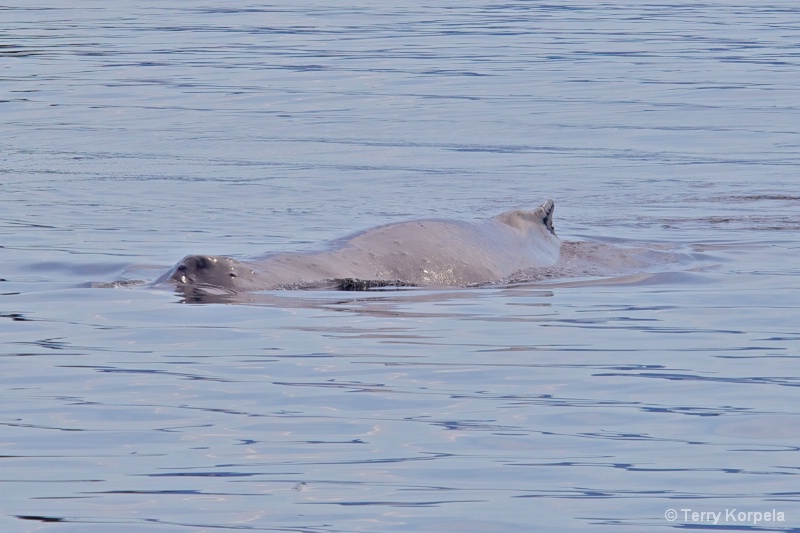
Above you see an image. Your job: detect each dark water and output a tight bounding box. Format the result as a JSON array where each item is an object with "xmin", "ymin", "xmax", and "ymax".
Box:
[{"xmin": 3, "ymin": 2, "xmax": 800, "ymax": 532}]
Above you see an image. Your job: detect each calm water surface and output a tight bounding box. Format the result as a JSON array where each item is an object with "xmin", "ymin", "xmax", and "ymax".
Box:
[{"xmin": 2, "ymin": 2, "xmax": 800, "ymax": 532}]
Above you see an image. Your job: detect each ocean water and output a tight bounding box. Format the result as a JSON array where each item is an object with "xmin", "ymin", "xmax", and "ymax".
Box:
[{"xmin": 2, "ymin": 2, "xmax": 800, "ymax": 531}]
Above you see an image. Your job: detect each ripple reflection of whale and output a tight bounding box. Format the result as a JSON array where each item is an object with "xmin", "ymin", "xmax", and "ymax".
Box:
[{"xmin": 157, "ymin": 199, "xmax": 559, "ymax": 293}]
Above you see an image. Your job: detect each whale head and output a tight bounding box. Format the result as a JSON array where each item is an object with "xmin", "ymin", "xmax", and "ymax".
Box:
[{"xmin": 163, "ymin": 254, "xmax": 259, "ymax": 293}]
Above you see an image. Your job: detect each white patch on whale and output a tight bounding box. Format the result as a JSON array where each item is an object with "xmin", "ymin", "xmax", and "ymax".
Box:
[{"xmin": 157, "ymin": 199, "xmax": 560, "ymax": 293}]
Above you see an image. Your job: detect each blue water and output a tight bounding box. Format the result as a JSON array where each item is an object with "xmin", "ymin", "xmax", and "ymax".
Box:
[{"xmin": 2, "ymin": 2, "xmax": 800, "ymax": 531}]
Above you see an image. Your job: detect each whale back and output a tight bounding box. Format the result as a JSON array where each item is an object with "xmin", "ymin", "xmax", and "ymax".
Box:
[{"xmin": 158, "ymin": 199, "xmax": 561, "ymax": 292}]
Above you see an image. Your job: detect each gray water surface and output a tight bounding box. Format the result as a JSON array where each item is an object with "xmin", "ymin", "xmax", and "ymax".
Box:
[{"xmin": 2, "ymin": 2, "xmax": 800, "ymax": 532}]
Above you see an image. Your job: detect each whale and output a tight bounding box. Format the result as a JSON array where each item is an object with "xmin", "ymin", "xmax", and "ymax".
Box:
[{"xmin": 156, "ymin": 199, "xmax": 560, "ymax": 294}]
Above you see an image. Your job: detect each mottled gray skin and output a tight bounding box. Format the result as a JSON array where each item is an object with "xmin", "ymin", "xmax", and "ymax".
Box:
[{"xmin": 158, "ymin": 199, "xmax": 559, "ymax": 293}]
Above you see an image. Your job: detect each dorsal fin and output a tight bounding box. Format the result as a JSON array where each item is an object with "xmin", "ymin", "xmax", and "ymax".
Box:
[
  {"xmin": 534, "ymin": 199, "xmax": 555, "ymax": 235},
  {"xmin": 494, "ymin": 199, "xmax": 556, "ymax": 235}
]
